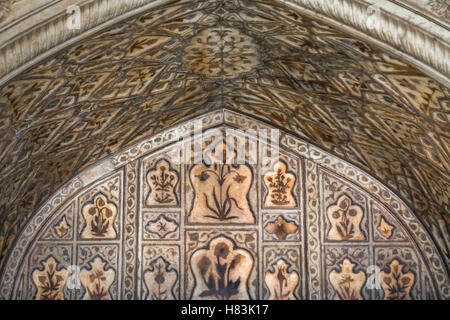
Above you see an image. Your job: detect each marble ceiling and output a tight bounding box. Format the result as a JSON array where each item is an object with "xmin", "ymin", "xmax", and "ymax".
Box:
[{"xmin": 0, "ymin": 0, "xmax": 448, "ymax": 277}]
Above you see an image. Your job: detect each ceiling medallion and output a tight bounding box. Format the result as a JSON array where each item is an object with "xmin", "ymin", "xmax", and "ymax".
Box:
[{"xmin": 183, "ymin": 27, "xmax": 259, "ymax": 79}]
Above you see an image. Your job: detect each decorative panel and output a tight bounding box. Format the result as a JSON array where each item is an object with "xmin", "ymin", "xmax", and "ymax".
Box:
[{"xmin": 1, "ymin": 111, "xmax": 447, "ymax": 300}]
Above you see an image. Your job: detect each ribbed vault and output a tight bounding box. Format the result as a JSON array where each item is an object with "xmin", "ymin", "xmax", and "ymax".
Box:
[{"xmin": 0, "ymin": 0, "xmax": 448, "ymax": 276}]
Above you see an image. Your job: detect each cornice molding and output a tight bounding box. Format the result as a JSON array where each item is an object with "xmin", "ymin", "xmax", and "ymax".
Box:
[{"xmin": 0, "ymin": 0, "xmax": 449, "ymax": 86}]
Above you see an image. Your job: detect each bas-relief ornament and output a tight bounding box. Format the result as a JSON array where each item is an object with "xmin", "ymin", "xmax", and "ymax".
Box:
[
  {"xmin": 142, "ymin": 245, "xmax": 180, "ymax": 300},
  {"xmin": 380, "ymin": 259, "xmax": 415, "ymax": 300},
  {"xmin": 377, "ymin": 217, "xmax": 394, "ymax": 240},
  {"xmin": 263, "ymin": 161, "xmax": 297, "ymax": 207},
  {"xmin": 372, "ymin": 203, "xmax": 408, "ymax": 242},
  {"xmin": 32, "ymin": 256, "xmax": 68, "ymax": 300},
  {"xmin": 190, "ymin": 236, "xmax": 254, "ymax": 300},
  {"xmin": 81, "ymin": 193, "xmax": 118, "ymax": 239},
  {"xmin": 80, "ymin": 256, "xmax": 115, "ymax": 300},
  {"xmin": 146, "ymin": 159, "xmax": 179, "ymax": 207},
  {"xmin": 145, "ymin": 214, "xmax": 179, "ymax": 239},
  {"xmin": 183, "ymin": 27, "xmax": 259, "ymax": 79},
  {"xmin": 144, "ymin": 257, "xmax": 178, "ymax": 300},
  {"xmin": 326, "ymin": 194, "xmax": 365, "ymax": 241},
  {"xmin": 264, "ymin": 216, "xmax": 298, "ymax": 241},
  {"xmin": 1, "ymin": 2, "xmax": 450, "ymax": 293},
  {"xmin": 2, "ymin": 113, "xmax": 448, "ymax": 300},
  {"xmin": 329, "ymin": 258, "xmax": 366, "ymax": 300},
  {"xmin": 264, "ymin": 259, "xmax": 299, "ymax": 300},
  {"xmin": 40, "ymin": 202, "xmax": 74, "ymax": 240},
  {"xmin": 188, "ymin": 143, "xmax": 255, "ymax": 224}
]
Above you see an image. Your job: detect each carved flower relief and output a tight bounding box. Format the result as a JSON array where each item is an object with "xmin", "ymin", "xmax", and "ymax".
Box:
[
  {"xmin": 145, "ymin": 214, "xmax": 179, "ymax": 239},
  {"xmin": 329, "ymin": 258, "xmax": 366, "ymax": 300},
  {"xmin": 146, "ymin": 159, "xmax": 179, "ymax": 207},
  {"xmin": 264, "ymin": 259, "xmax": 299, "ymax": 300},
  {"xmin": 81, "ymin": 193, "xmax": 118, "ymax": 239},
  {"xmin": 53, "ymin": 216, "xmax": 70, "ymax": 238},
  {"xmin": 264, "ymin": 216, "xmax": 298, "ymax": 240},
  {"xmin": 380, "ymin": 259, "xmax": 415, "ymax": 300},
  {"xmin": 190, "ymin": 236, "xmax": 254, "ymax": 300},
  {"xmin": 377, "ymin": 217, "xmax": 395, "ymax": 239},
  {"xmin": 32, "ymin": 256, "xmax": 68, "ymax": 300},
  {"xmin": 188, "ymin": 143, "xmax": 254, "ymax": 223},
  {"xmin": 80, "ymin": 256, "xmax": 115, "ymax": 300},
  {"xmin": 263, "ymin": 161, "xmax": 297, "ymax": 207},
  {"xmin": 144, "ymin": 257, "xmax": 178, "ymax": 300},
  {"xmin": 183, "ymin": 27, "xmax": 259, "ymax": 79},
  {"xmin": 326, "ymin": 194, "xmax": 365, "ymax": 241}
]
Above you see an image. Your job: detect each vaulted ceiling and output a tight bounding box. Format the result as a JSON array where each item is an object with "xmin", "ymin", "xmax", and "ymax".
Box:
[{"xmin": 0, "ymin": 0, "xmax": 449, "ymax": 273}]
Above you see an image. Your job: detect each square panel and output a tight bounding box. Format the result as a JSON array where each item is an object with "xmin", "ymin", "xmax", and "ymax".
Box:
[
  {"xmin": 141, "ymin": 244, "xmax": 180, "ymax": 300},
  {"xmin": 77, "ymin": 172, "xmax": 123, "ymax": 241},
  {"xmin": 185, "ymin": 229, "xmax": 258, "ymax": 299},
  {"xmin": 142, "ymin": 212, "xmax": 180, "ymax": 241},
  {"xmin": 263, "ymin": 245, "xmax": 302, "ymax": 299},
  {"xmin": 321, "ymin": 171, "xmax": 369, "ymax": 242},
  {"xmin": 75, "ymin": 244, "xmax": 120, "ymax": 300},
  {"xmin": 373, "ymin": 246, "xmax": 421, "ymax": 299},
  {"xmin": 26, "ymin": 244, "xmax": 73, "ymax": 300},
  {"xmin": 261, "ymin": 150, "xmax": 302, "ymax": 210},
  {"xmin": 141, "ymin": 154, "xmax": 181, "ymax": 209},
  {"xmin": 262, "ymin": 212, "xmax": 301, "ymax": 242},
  {"xmin": 324, "ymin": 246, "xmax": 370, "ymax": 300}
]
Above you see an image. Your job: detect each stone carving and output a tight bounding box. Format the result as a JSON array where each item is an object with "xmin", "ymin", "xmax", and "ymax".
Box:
[
  {"xmin": 188, "ymin": 143, "xmax": 254, "ymax": 223},
  {"xmin": 145, "ymin": 215, "xmax": 179, "ymax": 239},
  {"xmin": 380, "ymin": 259, "xmax": 415, "ymax": 300},
  {"xmin": 264, "ymin": 259, "xmax": 299, "ymax": 300},
  {"xmin": 1, "ymin": 1, "xmax": 450, "ymax": 293},
  {"xmin": 377, "ymin": 217, "xmax": 395, "ymax": 239},
  {"xmin": 183, "ymin": 27, "xmax": 259, "ymax": 79},
  {"xmin": 53, "ymin": 216, "xmax": 70, "ymax": 239},
  {"xmin": 80, "ymin": 256, "xmax": 115, "ymax": 300},
  {"xmin": 329, "ymin": 258, "xmax": 366, "ymax": 300},
  {"xmin": 1, "ymin": 113, "xmax": 447, "ymax": 300},
  {"xmin": 81, "ymin": 193, "xmax": 118, "ymax": 239},
  {"xmin": 32, "ymin": 256, "xmax": 68, "ymax": 300},
  {"xmin": 263, "ymin": 161, "xmax": 297, "ymax": 207},
  {"xmin": 146, "ymin": 159, "xmax": 179, "ymax": 207},
  {"xmin": 144, "ymin": 257, "xmax": 178, "ymax": 300},
  {"xmin": 264, "ymin": 216, "xmax": 298, "ymax": 240},
  {"xmin": 326, "ymin": 194, "xmax": 365, "ymax": 241},
  {"xmin": 190, "ymin": 236, "xmax": 254, "ymax": 300}
]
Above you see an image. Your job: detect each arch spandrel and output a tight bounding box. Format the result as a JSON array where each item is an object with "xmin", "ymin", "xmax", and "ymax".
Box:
[{"xmin": 1, "ymin": 110, "xmax": 448, "ymax": 300}]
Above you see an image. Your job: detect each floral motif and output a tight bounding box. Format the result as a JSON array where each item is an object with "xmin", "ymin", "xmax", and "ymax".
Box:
[
  {"xmin": 263, "ymin": 161, "xmax": 296, "ymax": 207},
  {"xmin": 145, "ymin": 215, "xmax": 179, "ymax": 239},
  {"xmin": 377, "ymin": 217, "xmax": 395, "ymax": 239},
  {"xmin": 183, "ymin": 27, "xmax": 259, "ymax": 79},
  {"xmin": 326, "ymin": 194, "xmax": 365, "ymax": 240},
  {"xmin": 190, "ymin": 236, "xmax": 254, "ymax": 300},
  {"xmin": 264, "ymin": 216, "xmax": 298, "ymax": 240},
  {"xmin": 32, "ymin": 256, "xmax": 68, "ymax": 300},
  {"xmin": 53, "ymin": 216, "xmax": 70, "ymax": 238},
  {"xmin": 329, "ymin": 258, "xmax": 366, "ymax": 300},
  {"xmin": 146, "ymin": 159, "xmax": 179, "ymax": 206},
  {"xmin": 188, "ymin": 143, "xmax": 254, "ymax": 223},
  {"xmin": 81, "ymin": 193, "xmax": 118, "ymax": 239},
  {"xmin": 380, "ymin": 259, "xmax": 415, "ymax": 300},
  {"xmin": 264, "ymin": 259, "xmax": 299, "ymax": 300},
  {"xmin": 144, "ymin": 257, "xmax": 178, "ymax": 300},
  {"xmin": 80, "ymin": 256, "xmax": 115, "ymax": 300}
]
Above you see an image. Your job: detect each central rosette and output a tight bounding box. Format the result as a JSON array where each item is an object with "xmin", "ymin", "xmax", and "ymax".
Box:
[{"xmin": 183, "ymin": 27, "xmax": 259, "ymax": 79}]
